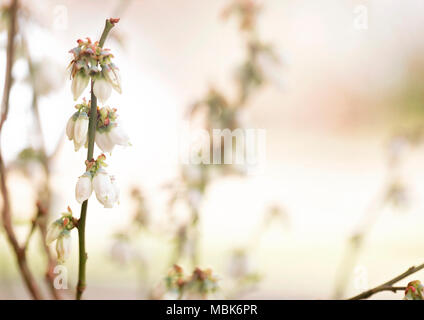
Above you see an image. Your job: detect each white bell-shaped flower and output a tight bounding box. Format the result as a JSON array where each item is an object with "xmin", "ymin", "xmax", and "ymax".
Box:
[
  {"xmin": 103, "ymin": 64, "xmax": 122, "ymax": 94},
  {"xmin": 66, "ymin": 114, "xmax": 76, "ymax": 141},
  {"xmin": 95, "ymin": 123, "xmax": 130, "ymax": 154},
  {"xmin": 109, "ymin": 123, "xmax": 130, "ymax": 147},
  {"xmin": 93, "ymin": 169, "xmax": 116, "ymax": 208},
  {"xmin": 71, "ymin": 73, "xmax": 89, "ymax": 101},
  {"xmin": 95, "ymin": 131, "xmax": 115, "ymax": 153},
  {"xmin": 46, "ymin": 222, "xmax": 63, "ymax": 245},
  {"xmin": 93, "ymin": 77, "xmax": 112, "ymax": 104},
  {"xmin": 73, "ymin": 113, "xmax": 89, "ymax": 151},
  {"xmin": 75, "ymin": 172, "xmax": 93, "ymax": 204},
  {"xmin": 56, "ymin": 232, "xmax": 71, "ymax": 263}
]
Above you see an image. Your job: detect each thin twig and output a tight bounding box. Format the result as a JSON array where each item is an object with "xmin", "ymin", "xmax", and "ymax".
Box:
[
  {"xmin": 0, "ymin": 153, "xmax": 42, "ymax": 299},
  {"xmin": 0, "ymin": 0, "xmax": 17, "ymax": 131},
  {"xmin": 23, "ymin": 215, "xmax": 38, "ymax": 250},
  {"xmin": 349, "ymin": 263, "xmax": 424, "ymax": 300}
]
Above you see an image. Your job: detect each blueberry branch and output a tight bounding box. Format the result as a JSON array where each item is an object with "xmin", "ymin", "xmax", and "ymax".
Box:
[
  {"xmin": 75, "ymin": 18, "xmax": 118, "ymax": 300},
  {"xmin": 348, "ymin": 263, "xmax": 424, "ymax": 300}
]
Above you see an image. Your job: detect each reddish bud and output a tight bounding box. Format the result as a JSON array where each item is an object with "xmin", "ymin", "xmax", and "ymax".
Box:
[
  {"xmin": 177, "ymin": 278, "xmax": 185, "ymax": 287},
  {"xmin": 110, "ymin": 18, "xmax": 120, "ymax": 25}
]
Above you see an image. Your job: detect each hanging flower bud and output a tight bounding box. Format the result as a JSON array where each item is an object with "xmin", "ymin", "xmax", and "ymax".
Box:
[
  {"xmin": 95, "ymin": 131, "xmax": 115, "ymax": 154},
  {"xmin": 93, "ymin": 76, "xmax": 112, "ymax": 104},
  {"xmin": 75, "ymin": 172, "xmax": 93, "ymax": 204},
  {"xmin": 93, "ymin": 169, "xmax": 116, "ymax": 208},
  {"xmin": 46, "ymin": 222, "xmax": 63, "ymax": 245},
  {"xmin": 46, "ymin": 207, "xmax": 75, "ymax": 246},
  {"xmin": 66, "ymin": 114, "xmax": 76, "ymax": 141},
  {"xmin": 404, "ymin": 280, "xmax": 424, "ymax": 300},
  {"xmin": 73, "ymin": 112, "xmax": 89, "ymax": 151},
  {"xmin": 108, "ymin": 123, "xmax": 130, "ymax": 147},
  {"xmin": 71, "ymin": 72, "xmax": 89, "ymax": 101},
  {"xmin": 103, "ymin": 63, "xmax": 122, "ymax": 94},
  {"xmin": 56, "ymin": 232, "xmax": 71, "ymax": 263}
]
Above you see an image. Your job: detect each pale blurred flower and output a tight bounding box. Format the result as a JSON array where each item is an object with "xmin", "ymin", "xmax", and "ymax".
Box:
[
  {"xmin": 257, "ymin": 51, "xmax": 285, "ymax": 89},
  {"xmin": 227, "ymin": 249, "xmax": 250, "ymax": 278},
  {"xmin": 110, "ymin": 237, "xmax": 133, "ymax": 265},
  {"xmin": 56, "ymin": 232, "xmax": 71, "ymax": 263},
  {"xmin": 183, "ymin": 165, "xmax": 203, "ymax": 184},
  {"xmin": 388, "ymin": 135, "xmax": 410, "ymax": 165},
  {"xmin": 187, "ymin": 189, "xmax": 202, "ymax": 211},
  {"xmin": 46, "ymin": 222, "xmax": 63, "ymax": 245}
]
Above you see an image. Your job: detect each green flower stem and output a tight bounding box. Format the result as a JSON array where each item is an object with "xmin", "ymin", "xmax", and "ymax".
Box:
[{"xmin": 76, "ymin": 18, "xmax": 117, "ymax": 300}]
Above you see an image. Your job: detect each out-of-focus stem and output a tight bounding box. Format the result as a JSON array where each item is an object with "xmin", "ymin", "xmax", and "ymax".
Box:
[
  {"xmin": 0, "ymin": 0, "xmax": 43, "ymax": 300},
  {"xmin": 0, "ymin": 0, "xmax": 17, "ymax": 131},
  {"xmin": 22, "ymin": 34, "xmax": 62, "ymax": 300},
  {"xmin": 76, "ymin": 18, "xmax": 117, "ymax": 300}
]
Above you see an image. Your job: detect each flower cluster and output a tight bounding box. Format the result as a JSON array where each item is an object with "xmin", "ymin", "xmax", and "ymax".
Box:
[
  {"xmin": 68, "ymin": 37, "xmax": 122, "ymax": 102},
  {"xmin": 66, "ymin": 103, "xmax": 130, "ymax": 154},
  {"xmin": 66, "ymin": 100, "xmax": 90, "ymax": 151},
  {"xmin": 95, "ymin": 106, "xmax": 130, "ymax": 153},
  {"xmin": 75, "ymin": 154, "xmax": 119, "ymax": 208},
  {"xmin": 46, "ymin": 207, "xmax": 75, "ymax": 263},
  {"xmin": 166, "ymin": 265, "xmax": 219, "ymax": 299}
]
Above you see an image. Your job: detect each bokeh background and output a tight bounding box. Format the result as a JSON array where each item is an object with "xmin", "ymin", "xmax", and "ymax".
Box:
[{"xmin": 2, "ymin": 0, "xmax": 424, "ymax": 299}]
